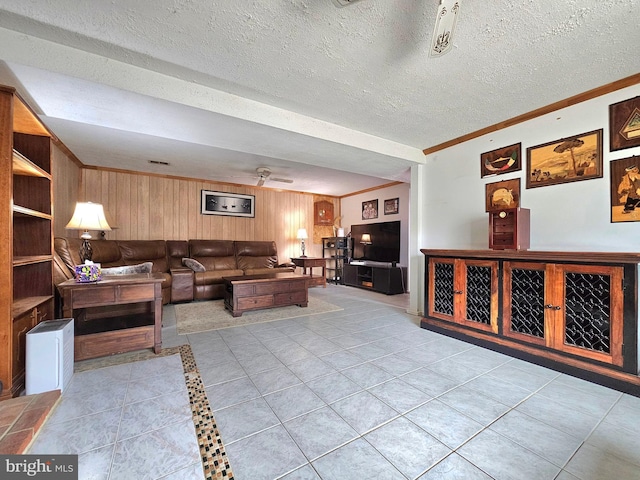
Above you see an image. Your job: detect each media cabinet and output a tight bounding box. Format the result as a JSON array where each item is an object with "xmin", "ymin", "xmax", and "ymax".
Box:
[
  {"xmin": 421, "ymin": 249, "xmax": 640, "ymax": 395},
  {"xmin": 343, "ymin": 263, "xmax": 405, "ymax": 295}
]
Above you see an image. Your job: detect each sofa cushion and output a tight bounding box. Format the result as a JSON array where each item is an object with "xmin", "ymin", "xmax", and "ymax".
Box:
[
  {"xmin": 190, "ymin": 240, "xmax": 237, "ymax": 271},
  {"xmin": 182, "ymin": 258, "xmax": 205, "ymax": 272},
  {"xmin": 118, "ymin": 240, "xmax": 169, "ymax": 272},
  {"xmin": 167, "ymin": 240, "xmax": 189, "ymax": 269},
  {"xmin": 102, "ymin": 262, "xmax": 153, "ymax": 276},
  {"xmin": 235, "ymin": 241, "xmax": 279, "ymax": 271},
  {"xmin": 55, "ymin": 237, "xmax": 124, "ymax": 271},
  {"xmin": 193, "ymin": 269, "xmax": 243, "ymax": 286}
]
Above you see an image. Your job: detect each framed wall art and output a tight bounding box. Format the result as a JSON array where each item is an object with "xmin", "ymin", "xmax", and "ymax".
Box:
[
  {"xmin": 526, "ymin": 129, "xmax": 603, "ymax": 189},
  {"xmin": 201, "ymin": 190, "xmax": 255, "ymax": 217},
  {"xmin": 314, "ymin": 200, "xmax": 334, "ymax": 225},
  {"xmin": 362, "ymin": 199, "xmax": 378, "ymax": 220},
  {"xmin": 609, "ymin": 96, "xmax": 640, "ymax": 152},
  {"xmin": 480, "ymin": 142, "xmax": 522, "ymax": 178},
  {"xmin": 485, "ymin": 178, "xmax": 520, "ymax": 212},
  {"xmin": 384, "ymin": 198, "xmax": 399, "ymax": 215},
  {"xmin": 610, "ymin": 156, "xmax": 640, "ymax": 223}
]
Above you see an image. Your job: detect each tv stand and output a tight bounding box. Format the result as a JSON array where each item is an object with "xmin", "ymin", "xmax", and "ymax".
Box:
[{"xmin": 343, "ymin": 264, "xmax": 405, "ymax": 295}]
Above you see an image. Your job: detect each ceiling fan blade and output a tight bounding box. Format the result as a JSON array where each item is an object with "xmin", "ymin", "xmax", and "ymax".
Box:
[
  {"xmin": 256, "ymin": 177, "xmax": 266, "ymax": 187},
  {"xmin": 271, "ymin": 177, "xmax": 294, "ymax": 184}
]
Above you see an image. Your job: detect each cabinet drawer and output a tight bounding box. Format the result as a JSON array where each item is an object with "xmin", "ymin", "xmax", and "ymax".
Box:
[
  {"xmin": 255, "ymin": 283, "xmax": 279, "ymax": 295},
  {"xmin": 117, "ymin": 284, "xmax": 155, "ymax": 302},
  {"xmin": 275, "ymin": 290, "xmax": 307, "ymax": 305},
  {"xmin": 234, "ymin": 284, "xmax": 255, "ymax": 296},
  {"xmin": 238, "ymin": 295, "xmax": 274, "ymax": 310},
  {"xmin": 288, "ymin": 280, "xmax": 307, "ymax": 291},
  {"xmin": 72, "ymin": 286, "xmax": 116, "ymax": 306}
]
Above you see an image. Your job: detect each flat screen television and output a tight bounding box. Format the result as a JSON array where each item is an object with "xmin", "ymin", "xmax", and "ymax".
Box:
[{"xmin": 350, "ymin": 221, "xmax": 400, "ymax": 263}]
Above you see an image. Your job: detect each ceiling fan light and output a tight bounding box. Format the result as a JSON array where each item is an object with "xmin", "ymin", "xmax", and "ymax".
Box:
[{"xmin": 429, "ymin": 0, "xmax": 461, "ymax": 58}]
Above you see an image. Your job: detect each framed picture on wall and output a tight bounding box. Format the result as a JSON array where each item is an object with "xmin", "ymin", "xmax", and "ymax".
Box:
[
  {"xmin": 526, "ymin": 129, "xmax": 603, "ymax": 189},
  {"xmin": 201, "ymin": 190, "xmax": 255, "ymax": 217},
  {"xmin": 480, "ymin": 143, "xmax": 522, "ymax": 178},
  {"xmin": 485, "ymin": 178, "xmax": 520, "ymax": 212},
  {"xmin": 609, "ymin": 96, "xmax": 640, "ymax": 152},
  {"xmin": 610, "ymin": 156, "xmax": 640, "ymax": 223},
  {"xmin": 362, "ymin": 199, "xmax": 378, "ymax": 220},
  {"xmin": 384, "ymin": 198, "xmax": 399, "ymax": 215}
]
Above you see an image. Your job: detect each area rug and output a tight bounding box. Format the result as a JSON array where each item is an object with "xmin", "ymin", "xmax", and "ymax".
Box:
[{"xmin": 175, "ymin": 297, "xmax": 343, "ymax": 335}]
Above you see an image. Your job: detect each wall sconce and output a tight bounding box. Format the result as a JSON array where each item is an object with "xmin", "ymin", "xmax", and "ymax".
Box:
[
  {"xmin": 65, "ymin": 202, "xmax": 112, "ymax": 263},
  {"xmin": 297, "ymin": 228, "xmax": 308, "ymax": 257}
]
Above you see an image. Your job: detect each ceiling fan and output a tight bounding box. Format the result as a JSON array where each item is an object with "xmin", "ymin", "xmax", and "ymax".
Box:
[
  {"xmin": 255, "ymin": 167, "xmax": 293, "ymax": 187},
  {"xmin": 331, "ymin": 0, "xmax": 461, "ymax": 57}
]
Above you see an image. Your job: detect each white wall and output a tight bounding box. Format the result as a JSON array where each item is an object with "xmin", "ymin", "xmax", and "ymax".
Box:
[
  {"xmin": 423, "ymin": 83, "xmax": 640, "ymax": 252},
  {"xmin": 341, "ymin": 183, "xmax": 411, "ymax": 268}
]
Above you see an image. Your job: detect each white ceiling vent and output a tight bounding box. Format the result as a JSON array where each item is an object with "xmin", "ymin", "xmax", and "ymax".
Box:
[{"xmin": 332, "ymin": 0, "xmax": 367, "ymax": 7}]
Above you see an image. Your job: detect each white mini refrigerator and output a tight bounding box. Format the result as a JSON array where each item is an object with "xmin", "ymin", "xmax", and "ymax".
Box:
[{"xmin": 26, "ymin": 318, "xmax": 74, "ymax": 395}]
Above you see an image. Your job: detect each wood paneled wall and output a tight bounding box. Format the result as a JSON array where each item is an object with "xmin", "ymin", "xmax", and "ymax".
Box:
[
  {"xmin": 52, "ymin": 143, "xmax": 81, "ymax": 239},
  {"xmin": 64, "ymin": 168, "xmax": 340, "ymax": 261}
]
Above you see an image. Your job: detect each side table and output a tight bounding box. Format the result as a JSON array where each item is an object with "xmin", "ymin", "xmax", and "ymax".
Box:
[
  {"xmin": 58, "ymin": 273, "xmax": 164, "ymax": 361},
  {"xmin": 290, "ymin": 257, "xmax": 327, "ymax": 288}
]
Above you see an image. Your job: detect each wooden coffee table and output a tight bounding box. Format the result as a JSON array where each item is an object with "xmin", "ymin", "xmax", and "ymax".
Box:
[{"xmin": 224, "ymin": 272, "xmax": 309, "ymax": 317}]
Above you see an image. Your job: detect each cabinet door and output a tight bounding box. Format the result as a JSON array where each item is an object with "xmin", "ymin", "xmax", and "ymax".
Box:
[
  {"xmin": 343, "ymin": 264, "xmax": 357, "ymax": 286},
  {"xmin": 429, "ymin": 258, "xmax": 498, "ymax": 333},
  {"xmin": 428, "ymin": 258, "xmax": 456, "ymax": 321},
  {"xmin": 12, "ymin": 308, "xmax": 38, "ymax": 386},
  {"xmin": 503, "ymin": 261, "xmax": 547, "ymax": 346},
  {"xmin": 460, "ymin": 260, "xmax": 498, "ymax": 333},
  {"xmin": 505, "ymin": 262, "xmax": 623, "ymax": 366},
  {"xmin": 553, "ymin": 264, "xmax": 623, "ymax": 366}
]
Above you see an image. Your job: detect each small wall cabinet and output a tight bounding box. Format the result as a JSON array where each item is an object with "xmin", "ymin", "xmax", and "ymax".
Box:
[
  {"xmin": 421, "ymin": 249, "xmax": 640, "ymax": 394},
  {"xmin": 489, "ymin": 207, "xmax": 530, "ymax": 250}
]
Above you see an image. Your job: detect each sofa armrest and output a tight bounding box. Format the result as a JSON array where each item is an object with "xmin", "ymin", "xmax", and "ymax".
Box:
[{"xmin": 170, "ymin": 268, "xmax": 194, "ymax": 303}]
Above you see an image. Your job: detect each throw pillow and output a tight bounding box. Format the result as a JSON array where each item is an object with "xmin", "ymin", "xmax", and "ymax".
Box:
[
  {"xmin": 182, "ymin": 257, "xmax": 206, "ymax": 272},
  {"xmin": 102, "ymin": 262, "xmax": 153, "ymax": 276}
]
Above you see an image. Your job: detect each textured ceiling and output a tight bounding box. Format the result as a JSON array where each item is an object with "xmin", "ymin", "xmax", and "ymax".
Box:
[{"xmin": 0, "ymin": 0, "xmax": 638, "ymax": 195}]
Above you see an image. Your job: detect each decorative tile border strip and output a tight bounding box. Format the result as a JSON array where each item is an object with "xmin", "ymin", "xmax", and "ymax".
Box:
[
  {"xmin": 74, "ymin": 345, "xmax": 234, "ymax": 479},
  {"xmin": 178, "ymin": 345, "xmax": 234, "ymax": 480}
]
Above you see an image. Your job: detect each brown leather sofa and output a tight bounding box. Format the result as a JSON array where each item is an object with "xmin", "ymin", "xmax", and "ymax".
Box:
[
  {"xmin": 54, "ymin": 237, "xmax": 295, "ymax": 304},
  {"xmin": 165, "ymin": 239, "xmax": 295, "ymax": 301}
]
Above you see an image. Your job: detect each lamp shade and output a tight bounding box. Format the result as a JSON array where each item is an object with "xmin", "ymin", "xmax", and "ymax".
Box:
[
  {"xmin": 66, "ymin": 202, "xmax": 112, "ymax": 233},
  {"xmin": 297, "ymin": 228, "xmax": 308, "ymax": 240},
  {"xmin": 361, "ymin": 233, "xmax": 372, "ymax": 244}
]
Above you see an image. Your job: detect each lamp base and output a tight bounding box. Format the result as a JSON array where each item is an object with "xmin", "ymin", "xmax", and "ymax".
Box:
[{"xmin": 79, "ymin": 238, "xmax": 93, "ymax": 263}]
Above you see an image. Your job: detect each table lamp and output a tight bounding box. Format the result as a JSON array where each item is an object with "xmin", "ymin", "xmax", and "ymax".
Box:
[
  {"xmin": 297, "ymin": 228, "xmax": 308, "ymax": 257},
  {"xmin": 65, "ymin": 202, "xmax": 112, "ymax": 263}
]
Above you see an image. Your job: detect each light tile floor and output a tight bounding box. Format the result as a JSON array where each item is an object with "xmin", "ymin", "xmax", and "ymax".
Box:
[{"xmin": 28, "ymin": 285, "xmax": 640, "ymax": 479}]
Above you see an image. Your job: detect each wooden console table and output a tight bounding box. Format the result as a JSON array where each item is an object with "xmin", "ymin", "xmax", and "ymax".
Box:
[
  {"xmin": 58, "ymin": 273, "xmax": 164, "ymax": 361},
  {"xmin": 224, "ymin": 272, "xmax": 309, "ymax": 317},
  {"xmin": 421, "ymin": 249, "xmax": 640, "ymax": 395},
  {"xmin": 290, "ymin": 257, "xmax": 326, "ymax": 287}
]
